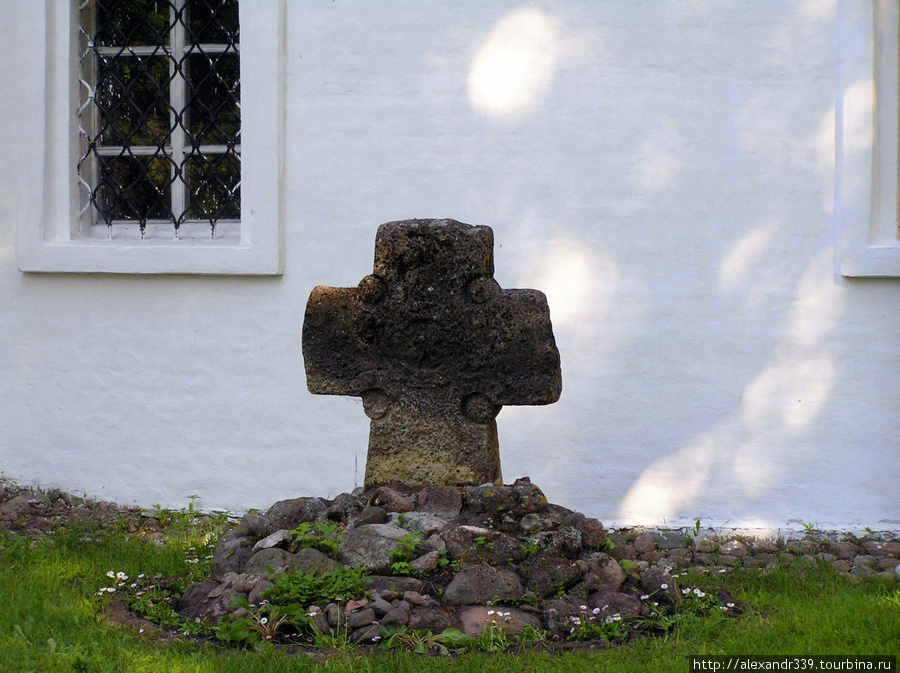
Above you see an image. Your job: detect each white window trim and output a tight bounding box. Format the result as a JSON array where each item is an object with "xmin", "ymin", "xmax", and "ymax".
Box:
[
  {"xmin": 839, "ymin": 0, "xmax": 900, "ymax": 277},
  {"xmin": 17, "ymin": 0, "xmax": 284, "ymax": 275}
]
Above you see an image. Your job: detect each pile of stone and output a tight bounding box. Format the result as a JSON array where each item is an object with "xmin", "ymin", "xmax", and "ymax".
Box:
[{"xmin": 173, "ymin": 478, "xmax": 898, "ymax": 645}]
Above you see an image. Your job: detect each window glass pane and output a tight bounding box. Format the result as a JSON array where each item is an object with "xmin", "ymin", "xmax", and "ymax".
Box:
[
  {"xmin": 186, "ymin": 51, "xmax": 240, "ymax": 145},
  {"xmin": 187, "ymin": 0, "xmax": 239, "ymax": 45},
  {"xmin": 185, "ymin": 153, "xmax": 241, "ymax": 221},
  {"xmin": 96, "ymin": 54, "xmax": 171, "ymax": 147},
  {"xmin": 95, "ymin": 0, "xmax": 173, "ymax": 47},
  {"xmin": 95, "ymin": 154, "xmax": 174, "ymax": 223}
]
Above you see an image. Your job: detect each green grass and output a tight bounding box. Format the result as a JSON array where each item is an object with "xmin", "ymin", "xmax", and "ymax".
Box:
[{"xmin": 1, "ymin": 518, "xmax": 898, "ymax": 673}]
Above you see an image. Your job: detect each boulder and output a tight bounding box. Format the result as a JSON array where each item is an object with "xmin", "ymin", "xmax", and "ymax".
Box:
[
  {"xmin": 264, "ymin": 497, "xmax": 327, "ymax": 531},
  {"xmin": 417, "ymin": 486, "xmax": 463, "ymax": 518},
  {"xmin": 443, "ymin": 565, "xmax": 524, "ymax": 605},
  {"xmin": 337, "ymin": 523, "xmax": 409, "ymax": 573},
  {"xmin": 526, "ymin": 557, "xmax": 582, "ymax": 597},
  {"xmin": 459, "ymin": 605, "xmax": 541, "ymax": 636}
]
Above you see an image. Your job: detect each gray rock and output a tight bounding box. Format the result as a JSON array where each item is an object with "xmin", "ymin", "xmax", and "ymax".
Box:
[
  {"xmin": 293, "ymin": 547, "xmax": 339, "ymax": 576},
  {"xmin": 417, "ymin": 486, "xmax": 463, "ymax": 518},
  {"xmin": 526, "ymin": 557, "xmax": 582, "ymax": 597},
  {"xmin": 243, "ymin": 548, "xmax": 298, "ymax": 576},
  {"xmin": 581, "ymin": 552, "xmax": 626, "ymax": 590},
  {"xmin": 252, "ymin": 529, "xmax": 292, "ymax": 552},
  {"xmin": 264, "ymin": 497, "xmax": 327, "ymax": 531},
  {"xmin": 369, "ymin": 598, "xmax": 393, "ymax": 616},
  {"xmin": 585, "ymin": 590, "xmax": 643, "ymax": 619},
  {"xmin": 350, "ymin": 625, "xmax": 383, "ymax": 644},
  {"xmin": 367, "ymin": 487, "xmax": 415, "ymax": 513},
  {"xmin": 561, "ymin": 512, "xmax": 606, "ymax": 548},
  {"xmin": 367, "ymin": 575, "xmax": 424, "ymax": 594},
  {"xmin": 337, "ymin": 523, "xmax": 409, "ymax": 573},
  {"xmin": 0, "ymin": 492, "xmax": 52, "ymax": 520},
  {"xmin": 221, "ymin": 572, "xmax": 263, "ymax": 593},
  {"xmin": 527, "ymin": 527, "xmax": 583, "ymax": 558},
  {"xmin": 633, "ymin": 534, "xmax": 657, "ymax": 554},
  {"xmin": 382, "ymin": 606, "xmax": 410, "ymax": 625},
  {"xmin": 409, "ymin": 550, "xmax": 443, "ymax": 575},
  {"xmin": 345, "ymin": 608, "xmax": 376, "ymax": 629},
  {"xmin": 408, "ymin": 606, "xmax": 456, "ymax": 631},
  {"xmin": 353, "ymin": 506, "xmax": 389, "ymax": 527},
  {"xmin": 400, "ymin": 512, "xmax": 448, "ymax": 537},
  {"xmin": 657, "ymin": 532, "xmax": 689, "ymax": 550},
  {"xmin": 234, "ymin": 513, "xmax": 272, "ymax": 538},
  {"xmin": 443, "ymin": 565, "xmax": 524, "ymax": 605},
  {"xmin": 248, "ymin": 579, "xmax": 274, "ymax": 606},
  {"xmin": 852, "ymin": 555, "xmax": 878, "ymax": 568},
  {"xmin": 639, "ymin": 567, "xmax": 680, "ymax": 605},
  {"xmin": 466, "ymin": 478, "xmax": 550, "ymax": 516},
  {"xmin": 442, "ymin": 524, "xmax": 525, "ymax": 565},
  {"xmin": 459, "ymin": 605, "xmax": 541, "ymax": 636},
  {"xmin": 176, "ymin": 582, "xmax": 246, "ymax": 623},
  {"xmin": 210, "ymin": 531, "xmax": 256, "ymax": 582},
  {"xmin": 720, "ymin": 540, "xmax": 748, "ymax": 557},
  {"xmin": 326, "ymin": 493, "xmax": 364, "ymax": 522}
]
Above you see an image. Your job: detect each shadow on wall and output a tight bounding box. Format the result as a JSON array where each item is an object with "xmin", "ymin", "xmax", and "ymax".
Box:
[{"xmin": 455, "ymin": 2, "xmax": 854, "ymax": 526}]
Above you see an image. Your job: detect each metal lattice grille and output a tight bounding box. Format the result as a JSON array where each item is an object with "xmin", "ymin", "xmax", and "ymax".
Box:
[{"xmin": 77, "ymin": 0, "xmax": 240, "ymax": 239}]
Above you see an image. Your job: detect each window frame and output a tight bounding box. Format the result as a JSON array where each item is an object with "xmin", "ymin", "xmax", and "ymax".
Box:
[
  {"xmin": 839, "ymin": 0, "xmax": 900, "ymax": 277},
  {"xmin": 17, "ymin": 0, "xmax": 283, "ymax": 275}
]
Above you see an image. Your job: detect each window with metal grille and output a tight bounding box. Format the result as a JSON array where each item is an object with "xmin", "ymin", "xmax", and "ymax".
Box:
[{"xmin": 77, "ymin": 0, "xmax": 240, "ymax": 240}]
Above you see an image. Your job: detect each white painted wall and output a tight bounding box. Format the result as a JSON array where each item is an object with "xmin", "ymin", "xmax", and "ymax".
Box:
[{"xmin": 1, "ymin": 1, "xmax": 898, "ymax": 531}]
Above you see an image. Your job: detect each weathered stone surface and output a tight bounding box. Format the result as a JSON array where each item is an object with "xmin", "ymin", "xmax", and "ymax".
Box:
[
  {"xmin": 443, "ymin": 565, "xmax": 524, "ymax": 605},
  {"xmin": 293, "ymin": 547, "xmax": 340, "ymax": 576},
  {"xmin": 400, "ymin": 512, "xmax": 448, "ymax": 537},
  {"xmin": 337, "ymin": 523, "xmax": 409, "ymax": 572},
  {"xmin": 527, "ymin": 527, "xmax": 583, "ymax": 558},
  {"xmin": 640, "ymin": 567, "xmax": 680, "ymax": 605},
  {"xmin": 442, "ymin": 524, "xmax": 525, "ymax": 565},
  {"xmin": 459, "ymin": 606, "xmax": 542, "ymax": 636},
  {"xmin": 264, "ymin": 497, "xmax": 327, "ymax": 531},
  {"xmin": 0, "ymin": 492, "xmax": 52, "ymax": 520},
  {"xmin": 526, "ymin": 557, "xmax": 583, "ymax": 597},
  {"xmin": 252, "ymin": 529, "xmax": 291, "ymax": 552},
  {"xmin": 367, "ymin": 575, "xmax": 424, "ymax": 594},
  {"xmin": 302, "ymin": 219, "xmax": 562, "ymax": 488},
  {"xmin": 466, "ymin": 478, "xmax": 549, "ymax": 516},
  {"xmin": 345, "ymin": 608, "xmax": 376, "ymax": 629},
  {"xmin": 578, "ymin": 552, "xmax": 626, "ymax": 591},
  {"xmin": 326, "ymin": 493, "xmax": 364, "ymax": 522},
  {"xmin": 352, "ymin": 506, "xmax": 389, "ymax": 527},
  {"xmin": 243, "ymin": 548, "xmax": 298, "ymax": 576},
  {"xmin": 210, "ymin": 531, "xmax": 255, "ymax": 581},
  {"xmin": 367, "ymin": 486, "xmax": 416, "ymax": 513},
  {"xmin": 586, "ymin": 590, "xmax": 644, "ymax": 619},
  {"xmin": 248, "ymin": 579, "xmax": 274, "ymax": 606},
  {"xmin": 417, "ymin": 485, "xmax": 463, "ymax": 518},
  {"xmin": 176, "ymin": 582, "xmax": 246, "ymax": 623},
  {"xmin": 408, "ymin": 606, "xmax": 456, "ymax": 631}
]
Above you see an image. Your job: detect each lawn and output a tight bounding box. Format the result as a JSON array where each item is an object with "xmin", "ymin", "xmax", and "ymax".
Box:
[{"xmin": 1, "ymin": 508, "xmax": 897, "ymax": 672}]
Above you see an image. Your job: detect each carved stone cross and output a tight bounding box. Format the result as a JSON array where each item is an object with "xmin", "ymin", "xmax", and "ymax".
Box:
[{"xmin": 302, "ymin": 219, "xmax": 562, "ymax": 488}]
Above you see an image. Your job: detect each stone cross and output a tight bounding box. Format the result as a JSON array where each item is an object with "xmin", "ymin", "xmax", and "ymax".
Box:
[{"xmin": 302, "ymin": 219, "xmax": 562, "ymax": 488}]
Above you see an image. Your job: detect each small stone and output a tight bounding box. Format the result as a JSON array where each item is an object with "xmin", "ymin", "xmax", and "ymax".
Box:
[
  {"xmin": 369, "ymin": 598, "xmax": 393, "ymax": 617},
  {"xmin": 720, "ymin": 540, "xmax": 748, "ymax": 557},
  {"xmin": 656, "ymin": 532, "xmax": 688, "ymax": 550},
  {"xmin": 324, "ymin": 603, "xmax": 341, "ymax": 627},
  {"xmin": 633, "ymin": 534, "xmax": 657, "ymax": 553},
  {"xmin": 350, "ymin": 625, "xmax": 383, "ymax": 644},
  {"xmin": 243, "ymin": 548, "xmax": 298, "ymax": 577},
  {"xmin": 252, "ymin": 529, "xmax": 291, "ymax": 552},
  {"xmin": 353, "ymin": 506, "xmax": 389, "ymax": 527},
  {"xmin": 586, "ymin": 590, "xmax": 643, "ymax": 619},
  {"xmin": 399, "ymin": 512, "xmax": 448, "ymax": 537},
  {"xmin": 519, "ymin": 513, "xmax": 544, "ymax": 533},
  {"xmin": 345, "ymin": 608, "xmax": 376, "ymax": 629},
  {"xmin": 526, "ymin": 557, "xmax": 583, "ymax": 597},
  {"xmin": 367, "ymin": 487, "xmax": 415, "ymax": 513},
  {"xmin": 264, "ymin": 497, "xmax": 327, "ymax": 531},
  {"xmin": 527, "ymin": 527, "xmax": 583, "ymax": 558},
  {"xmin": 337, "ymin": 523, "xmax": 409, "ymax": 573},
  {"xmin": 326, "ymin": 493, "xmax": 364, "ymax": 522},
  {"xmin": 367, "ymin": 576, "xmax": 424, "ymax": 594},
  {"xmin": 417, "ymin": 485, "xmax": 463, "ymax": 518},
  {"xmin": 293, "ymin": 547, "xmax": 340, "ymax": 576},
  {"xmin": 382, "ymin": 606, "xmax": 410, "ymax": 625},
  {"xmin": 853, "ymin": 555, "xmax": 878, "ymax": 568},
  {"xmin": 248, "ymin": 579, "xmax": 274, "ymax": 606},
  {"xmin": 402, "ymin": 591, "xmax": 427, "ymax": 605},
  {"xmin": 828, "ymin": 541, "xmax": 858, "ymax": 560},
  {"xmin": 344, "ymin": 598, "xmax": 369, "ymax": 613},
  {"xmin": 409, "ymin": 550, "xmax": 442, "ymax": 575},
  {"xmin": 833, "ymin": 560, "xmax": 853, "ymax": 573},
  {"xmin": 408, "ymin": 606, "xmax": 455, "ymax": 631}
]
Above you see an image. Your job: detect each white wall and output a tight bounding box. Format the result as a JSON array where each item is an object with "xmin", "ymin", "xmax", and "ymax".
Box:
[{"xmin": 1, "ymin": 1, "xmax": 898, "ymax": 531}]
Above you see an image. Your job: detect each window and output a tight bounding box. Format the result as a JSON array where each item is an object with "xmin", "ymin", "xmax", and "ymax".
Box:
[
  {"xmin": 17, "ymin": 0, "xmax": 282, "ymax": 274},
  {"xmin": 78, "ymin": 0, "xmax": 241, "ymax": 240},
  {"xmin": 839, "ymin": 0, "xmax": 900, "ymax": 277}
]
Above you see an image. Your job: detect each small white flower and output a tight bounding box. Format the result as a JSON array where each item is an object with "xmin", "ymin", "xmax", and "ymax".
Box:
[
  {"xmin": 487, "ymin": 610, "xmax": 495, "ymax": 616},
  {"xmin": 138, "ymin": 574, "xmax": 145, "ymax": 578},
  {"xmin": 259, "ymin": 617, "xmax": 268, "ymax": 625},
  {"xmin": 116, "ymin": 572, "xmax": 128, "ymax": 581},
  {"xmin": 726, "ymin": 602, "xmax": 735, "ymax": 608},
  {"xmin": 106, "ymin": 571, "xmax": 116, "ymax": 578},
  {"xmin": 660, "ymin": 583, "xmax": 668, "ymax": 589},
  {"xmin": 694, "ymin": 589, "xmax": 706, "ymax": 598},
  {"xmin": 682, "ymin": 588, "xmax": 691, "ymax": 595},
  {"xmin": 640, "ymin": 594, "xmax": 649, "ymax": 601},
  {"xmin": 718, "ymin": 569, "xmax": 727, "ymax": 573},
  {"xmin": 592, "ymin": 607, "xmax": 601, "ymax": 615},
  {"xmin": 106, "ymin": 587, "xmax": 116, "ymax": 593}
]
